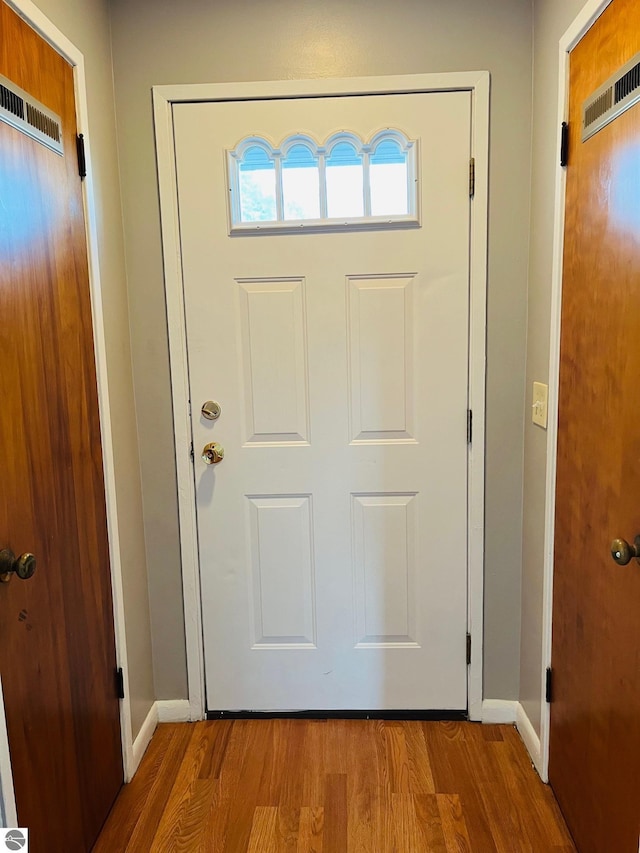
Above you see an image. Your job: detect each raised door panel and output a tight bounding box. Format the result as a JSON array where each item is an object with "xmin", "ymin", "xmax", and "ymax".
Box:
[
  {"xmin": 347, "ymin": 275, "xmax": 415, "ymax": 443},
  {"xmin": 247, "ymin": 496, "xmax": 316, "ymax": 647},
  {"xmin": 352, "ymin": 493, "xmax": 418, "ymax": 647},
  {"xmin": 237, "ymin": 278, "xmax": 310, "ymax": 445}
]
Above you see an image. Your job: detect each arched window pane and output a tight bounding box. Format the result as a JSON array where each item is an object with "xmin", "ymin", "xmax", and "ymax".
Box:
[
  {"xmin": 370, "ymin": 139, "xmax": 409, "ymax": 216},
  {"xmin": 238, "ymin": 145, "xmax": 277, "ymax": 222},
  {"xmin": 282, "ymin": 144, "xmax": 320, "ymax": 220},
  {"xmin": 326, "ymin": 142, "xmax": 364, "ymax": 218}
]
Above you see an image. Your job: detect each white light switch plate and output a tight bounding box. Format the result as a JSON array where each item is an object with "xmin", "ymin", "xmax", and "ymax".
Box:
[{"xmin": 532, "ymin": 381, "xmax": 548, "ymax": 428}]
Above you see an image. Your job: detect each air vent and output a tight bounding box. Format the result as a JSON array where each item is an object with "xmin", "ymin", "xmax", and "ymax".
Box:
[
  {"xmin": 615, "ymin": 59, "xmax": 640, "ymax": 103},
  {"xmin": 0, "ymin": 82, "xmax": 24, "ymax": 119},
  {"xmin": 582, "ymin": 50, "xmax": 640, "ymax": 142},
  {"xmin": 584, "ymin": 88, "xmax": 613, "ymax": 129},
  {"xmin": 0, "ymin": 72, "xmax": 63, "ymax": 155}
]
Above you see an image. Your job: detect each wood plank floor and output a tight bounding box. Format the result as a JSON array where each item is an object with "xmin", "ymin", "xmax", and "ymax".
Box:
[{"xmin": 93, "ymin": 720, "xmax": 575, "ymax": 852}]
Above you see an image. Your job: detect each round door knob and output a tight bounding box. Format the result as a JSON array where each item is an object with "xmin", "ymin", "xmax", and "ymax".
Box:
[
  {"xmin": 0, "ymin": 549, "xmax": 37, "ymax": 583},
  {"xmin": 202, "ymin": 442, "xmax": 225, "ymax": 465},
  {"xmin": 610, "ymin": 536, "xmax": 640, "ymax": 566}
]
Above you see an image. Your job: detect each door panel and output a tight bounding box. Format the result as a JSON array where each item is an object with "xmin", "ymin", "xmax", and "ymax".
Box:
[
  {"xmin": 174, "ymin": 92, "xmax": 471, "ymax": 711},
  {"xmin": 551, "ymin": 2, "xmax": 640, "ymax": 850},
  {"xmin": 0, "ymin": 4, "xmax": 123, "ymax": 850}
]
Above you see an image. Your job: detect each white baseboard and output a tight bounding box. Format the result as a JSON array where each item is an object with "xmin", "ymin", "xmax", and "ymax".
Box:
[
  {"xmin": 516, "ymin": 702, "xmax": 545, "ymax": 781},
  {"xmin": 157, "ymin": 699, "xmax": 191, "ymax": 723},
  {"xmin": 481, "ymin": 700, "xmax": 546, "ymax": 783},
  {"xmin": 127, "ymin": 699, "xmax": 191, "ymax": 783},
  {"xmin": 129, "ymin": 702, "xmax": 159, "ymax": 781},
  {"xmin": 481, "ymin": 699, "xmax": 518, "ymax": 724}
]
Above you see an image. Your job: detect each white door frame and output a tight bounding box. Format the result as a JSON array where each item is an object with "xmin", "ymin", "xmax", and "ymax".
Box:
[
  {"xmin": 153, "ymin": 72, "xmax": 490, "ymax": 722},
  {"xmin": 537, "ymin": 0, "xmax": 613, "ymax": 782},
  {"xmin": 0, "ymin": 0, "xmax": 136, "ymax": 824}
]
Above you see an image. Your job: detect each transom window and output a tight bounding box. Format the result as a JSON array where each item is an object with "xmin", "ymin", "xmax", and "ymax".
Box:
[{"xmin": 227, "ymin": 130, "xmax": 419, "ymax": 234}]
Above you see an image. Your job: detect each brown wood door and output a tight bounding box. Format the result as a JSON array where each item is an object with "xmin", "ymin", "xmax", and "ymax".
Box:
[
  {"xmin": 0, "ymin": 4, "xmax": 123, "ymax": 850},
  {"xmin": 551, "ymin": 2, "xmax": 640, "ymax": 851}
]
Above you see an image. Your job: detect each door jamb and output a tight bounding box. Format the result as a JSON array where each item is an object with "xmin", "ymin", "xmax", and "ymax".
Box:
[
  {"xmin": 539, "ymin": 0, "xmax": 613, "ymax": 782},
  {"xmin": 0, "ymin": 0, "xmax": 136, "ymax": 819},
  {"xmin": 153, "ymin": 72, "xmax": 490, "ymax": 722}
]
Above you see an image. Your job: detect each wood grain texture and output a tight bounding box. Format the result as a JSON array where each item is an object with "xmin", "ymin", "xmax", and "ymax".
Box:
[
  {"xmin": 94, "ymin": 720, "xmax": 575, "ymax": 852},
  {"xmin": 552, "ymin": 2, "xmax": 640, "ymax": 851},
  {"xmin": 0, "ymin": 3, "xmax": 122, "ymax": 850}
]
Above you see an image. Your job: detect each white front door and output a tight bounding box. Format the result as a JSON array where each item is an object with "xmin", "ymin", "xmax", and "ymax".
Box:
[{"xmin": 173, "ymin": 91, "xmax": 472, "ymax": 711}]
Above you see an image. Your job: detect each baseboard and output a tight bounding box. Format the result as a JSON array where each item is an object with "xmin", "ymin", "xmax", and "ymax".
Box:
[
  {"xmin": 129, "ymin": 702, "xmax": 158, "ymax": 781},
  {"xmin": 157, "ymin": 699, "xmax": 191, "ymax": 723},
  {"xmin": 481, "ymin": 699, "xmax": 518, "ymax": 724},
  {"xmin": 515, "ymin": 702, "xmax": 545, "ymax": 780}
]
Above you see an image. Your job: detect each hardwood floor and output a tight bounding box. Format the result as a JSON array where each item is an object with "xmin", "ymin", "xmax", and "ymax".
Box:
[{"xmin": 94, "ymin": 720, "xmax": 575, "ymax": 852}]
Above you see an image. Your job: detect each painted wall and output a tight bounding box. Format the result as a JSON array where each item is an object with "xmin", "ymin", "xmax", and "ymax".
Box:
[
  {"xmin": 520, "ymin": 0, "xmax": 589, "ymax": 734},
  {"xmin": 109, "ymin": 0, "xmax": 534, "ymax": 701},
  {"xmin": 30, "ymin": 0, "xmax": 156, "ymax": 736}
]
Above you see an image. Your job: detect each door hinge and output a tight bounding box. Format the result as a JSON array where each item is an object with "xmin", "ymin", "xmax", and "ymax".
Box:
[
  {"xmin": 76, "ymin": 133, "xmax": 87, "ymax": 180},
  {"xmin": 115, "ymin": 667, "xmax": 125, "ymax": 700},
  {"xmin": 560, "ymin": 122, "xmax": 569, "ymax": 168},
  {"xmin": 545, "ymin": 667, "xmax": 553, "ymax": 703},
  {"xmin": 469, "ymin": 157, "xmax": 475, "ymax": 198},
  {"xmin": 189, "ymin": 442, "xmax": 194, "ymax": 462},
  {"xmin": 467, "ymin": 409, "xmax": 473, "ymax": 444},
  {"xmin": 466, "ymin": 633, "xmax": 472, "ymax": 665}
]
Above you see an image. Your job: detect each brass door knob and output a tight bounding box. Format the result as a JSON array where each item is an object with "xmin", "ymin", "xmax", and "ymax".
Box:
[
  {"xmin": 610, "ymin": 536, "xmax": 640, "ymax": 565},
  {"xmin": 0, "ymin": 548, "xmax": 37, "ymax": 583},
  {"xmin": 202, "ymin": 442, "xmax": 225, "ymax": 465}
]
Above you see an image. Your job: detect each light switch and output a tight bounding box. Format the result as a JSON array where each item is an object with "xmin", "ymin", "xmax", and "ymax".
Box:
[{"xmin": 532, "ymin": 381, "xmax": 548, "ymax": 428}]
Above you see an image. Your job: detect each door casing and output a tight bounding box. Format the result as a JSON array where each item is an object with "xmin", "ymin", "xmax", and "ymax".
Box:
[
  {"xmin": 536, "ymin": 0, "xmax": 615, "ymax": 783},
  {"xmin": 0, "ymin": 0, "xmax": 134, "ymax": 823},
  {"xmin": 153, "ymin": 71, "xmax": 490, "ymax": 722}
]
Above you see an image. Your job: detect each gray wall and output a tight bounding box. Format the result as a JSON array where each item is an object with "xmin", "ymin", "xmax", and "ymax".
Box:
[
  {"xmin": 109, "ymin": 0, "xmax": 534, "ymax": 701},
  {"xmin": 32, "ymin": 0, "xmax": 155, "ymax": 736},
  {"xmin": 519, "ymin": 0, "xmax": 589, "ymax": 734}
]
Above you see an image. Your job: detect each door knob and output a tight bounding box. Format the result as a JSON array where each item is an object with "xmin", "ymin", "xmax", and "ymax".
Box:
[
  {"xmin": 202, "ymin": 442, "xmax": 225, "ymax": 465},
  {"xmin": 0, "ymin": 548, "xmax": 37, "ymax": 583},
  {"xmin": 610, "ymin": 536, "xmax": 640, "ymax": 565}
]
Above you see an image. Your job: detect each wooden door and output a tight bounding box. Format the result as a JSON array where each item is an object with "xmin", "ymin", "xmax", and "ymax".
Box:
[
  {"xmin": 551, "ymin": 2, "xmax": 640, "ymax": 851},
  {"xmin": 173, "ymin": 92, "xmax": 471, "ymax": 712},
  {"xmin": 0, "ymin": 4, "xmax": 123, "ymax": 850}
]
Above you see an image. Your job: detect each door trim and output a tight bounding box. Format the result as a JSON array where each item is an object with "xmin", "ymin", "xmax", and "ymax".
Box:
[
  {"xmin": 538, "ymin": 0, "xmax": 614, "ymax": 783},
  {"xmin": 0, "ymin": 0, "xmax": 136, "ymax": 817},
  {"xmin": 153, "ymin": 72, "xmax": 490, "ymax": 722}
]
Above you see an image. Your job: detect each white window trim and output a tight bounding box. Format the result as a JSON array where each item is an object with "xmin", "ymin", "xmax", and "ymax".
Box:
[
  {"xmin": 153, "ymin": 71, "xmax": 489, "ymax": 724},
  {"xmin": 227, "ymin": 128, "xmax": 419, "ymax": 234}
]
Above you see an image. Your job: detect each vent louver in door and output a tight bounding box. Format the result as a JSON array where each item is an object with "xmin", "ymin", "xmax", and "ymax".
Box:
[
  {"xmin": 0, "ymin": 72, "xmax": 63, "ymax": 155},
  {"xmin": 582, "ymin": 51, "xmax": 640, "ymax": 142}
]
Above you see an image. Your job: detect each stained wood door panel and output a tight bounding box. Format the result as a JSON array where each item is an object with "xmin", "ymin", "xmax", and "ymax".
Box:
[
  {"xmin": 94, "ymin": 720, "xmax": 576, "ymax": 852},
  {"xmin": 551, "ymin": 1, "xmax": 640, "ymax": 851},
  {"xmin": 0, "ymin": 3, "xmax": 122, "ymax": 850}
]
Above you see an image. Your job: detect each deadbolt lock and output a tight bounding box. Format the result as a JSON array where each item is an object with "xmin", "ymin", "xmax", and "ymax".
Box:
[
  {"xmin": 201, "ymin": 401, "xmax": 221, "ymax": 421},
  {"xmin": 0, "ymin": 548, "xmax": 37, "ymax": 583},
  {"xmin": 202, "ymin": 442, "xmax": 225, "ymax": 465}
]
